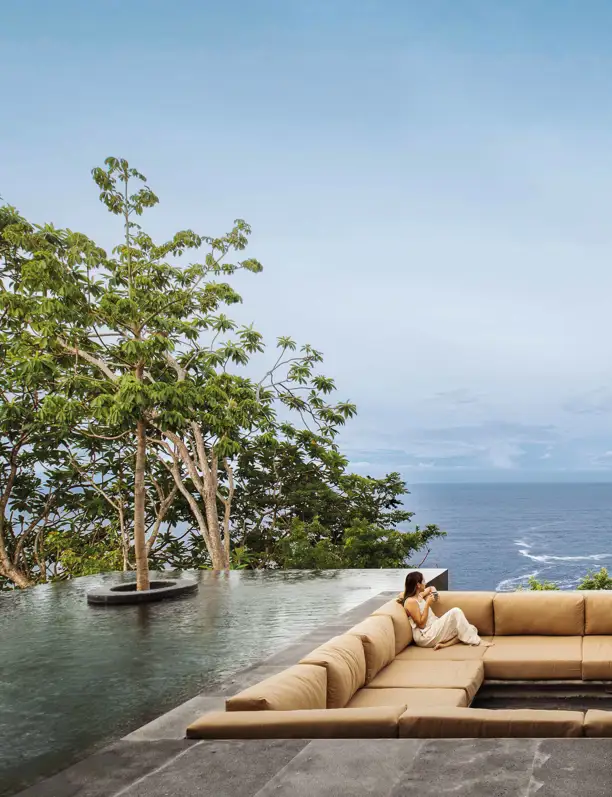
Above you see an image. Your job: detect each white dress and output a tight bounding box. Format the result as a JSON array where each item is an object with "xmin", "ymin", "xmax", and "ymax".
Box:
[{"xmin": 406, "ymin": 597, "xmax": 482, "ymax": 648}]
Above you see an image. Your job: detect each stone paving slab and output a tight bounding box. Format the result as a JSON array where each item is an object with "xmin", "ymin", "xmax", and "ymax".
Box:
[
  {"xmin": 394, "ymin": 738, "xmax": 539, "ymax": 797},
  {"xmin": 123, "ymin": 697, "xmax": 227, "ymax": 742},
  {"xmin": 121, "ymin": 740, "xmax": 308, "ymax": 797},
  {"xmin": 255, "ymin": 739, "xmax": 423, "ymax": 797},
  {"xmin": 14, "ymin": 741, "xmax": 195, "ymax": 797},
  {"xmin": 20, "ymin": 739, "xmax": 612, "ymax": 797},
  {"xmin": 534, "ymin": 739, "xmax": 612, "ymax": 796}
]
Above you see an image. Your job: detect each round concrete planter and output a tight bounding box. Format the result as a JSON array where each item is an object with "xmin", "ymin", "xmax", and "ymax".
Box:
[{"xmin": 87, "ymin": 579, "xmax": 198, "ymax": 605}]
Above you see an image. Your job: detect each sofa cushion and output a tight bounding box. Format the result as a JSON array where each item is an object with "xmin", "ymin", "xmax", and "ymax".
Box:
[
  {"xmin": 367, "ymin": 660, "xmax": 484, "ymax": 702},
  {"xmin": 398, "ymin": 707, "xmax": 583, "ymax": 738},
  {"xmin": 373, "ymin": 599, "xmax": 413, "ymax": 653},
  {"xmin": 300, "ymin": 634, "xmax": 366, "ymax": 708},
  {"xmin": 346, "ymin": 615, "xmax": 396, "ymax": 683},
  {"xmin": 347, "ymin": 687, "xmax": 467, "ymax": 709},
  {"xmin": 584, "ymin": 593, "xmax": 612, "ymax": 635},
  {"xmin": 186, "ymin": 706, "xmax": 405, "ymax": 739},
  {"xmin": 493, "ymin": 592, "xmax": 584, "ymax": 636},
  {"xmin": 582, "ymin": 636, "xmax": 612, "ymax": 680},
  {"xmin": 483, "ymin": 636, "xmax": 582, "ymax": 680},
  {"xmin": 226, "ymin": 664, "xmax": 327, "ymax": 711},
  {"xmin": 433, "ymin": 592, "xmax": 495, "ymax": 636},
  {"xmin": 395, "ymin": 637, "xmax": 493, "ymax": 662},
  {"xmin": 584, "ymin": 710, "xmax": 612, "ymax": 737}
]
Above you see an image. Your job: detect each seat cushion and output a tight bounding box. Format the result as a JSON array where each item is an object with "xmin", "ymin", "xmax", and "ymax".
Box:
[
  {"xmin": 582, "ymin": 637, "xmax": 612, "ymax": 680},
  {"xmin": 373, "ymin": 599, "xmax": 413, "ymax": 653},
  {"xmin": 395, "ymin": 638, "xmax": 493, "ymax": 662},
  {"xmin": 300, "ymin": 634, "xmax": 366, "ymax": 708},
  {"xmin": 584, "ymin": 710, "xmax": 612, "ymax": 737},
  {"xmin": 346, "ymin": 615, "xmax": 395, "ymax": 683},
  {"xmin": 434, "ymin": 592, "xmax": 495, "ymax": 636},
  {"xmin": 367, "ymin": 660, "xmax": 484, "ymax": 702},
  {"xmin": 483, "ymin": 636, "xmax": 582, "ymax": 680},
  {"xmin": 348, "ymin": 687, "xmax": 467, "ymax": 709},
  {"xmin": 187, "ymin": 706, "xmax": 405, "ymax": 739},
  {"xmin": 226, "ymin": 664, "xmax": 327, "ymax": 711},
  {"xmin": 584, "ymin": 593, "xmax": 612, "ymax": 635},
  {"xmin": 398, "ymin": 707, "xmax": 583, "ymax": 738},
  {"xmin": 493, "ymin": 591, "xmax": 584, "ymax": 636}
]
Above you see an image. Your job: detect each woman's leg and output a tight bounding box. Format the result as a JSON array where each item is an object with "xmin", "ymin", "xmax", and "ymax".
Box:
[
  {"xmin": 434, "ymin": 633, "xmax": 459, "ymax": 651},
  {"xmin": 434, "ymin": 608, "xmax": 484, "ymax": 646}
]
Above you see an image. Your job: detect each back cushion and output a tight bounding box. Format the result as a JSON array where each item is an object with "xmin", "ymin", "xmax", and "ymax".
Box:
[
  {"xmin": 494, "ymin": 592, "xmax": 584, "ymax": 636},
  {"xmin": 346, "ymin": 615, "xmax": 395, "ymax": 683},
  {"xmin": 226, "ymin": 664, "xmax": 327, "ymax": 711},
  {"xmin": 300, "ymin": 634, "xmax": 367, "ymax": 708},
  {"xmin": 434, "ymin": 592, "xmax": 495, "ymax": 636},
  {"xmin": 584, "ymin": 592, "xmax": 612, "ymax": 634},
  {"xmin": 373, "ymin": 599, "xmax": 413, "ymax": 654}
]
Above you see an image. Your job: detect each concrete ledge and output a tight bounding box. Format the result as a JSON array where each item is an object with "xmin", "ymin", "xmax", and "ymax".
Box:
[{"xmin": 87, "ymin": 579, "xmax": 198, "ymax": 605}]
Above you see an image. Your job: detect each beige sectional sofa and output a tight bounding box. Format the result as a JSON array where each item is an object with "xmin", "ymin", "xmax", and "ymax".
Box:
[{"xmin": 187, "ymin": 590, "xmax": 612, "ymax": 739}]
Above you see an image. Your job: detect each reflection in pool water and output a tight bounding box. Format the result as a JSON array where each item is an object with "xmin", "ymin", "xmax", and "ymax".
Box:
[{"xmin": 0, "ymin": 569, "xmax": 408, "ymax": 796}]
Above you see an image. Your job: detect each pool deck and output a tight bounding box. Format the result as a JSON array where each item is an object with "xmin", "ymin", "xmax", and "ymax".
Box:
[{"xmin": 15, "ymin": 589, "xmax": 612, "ymax": 797}]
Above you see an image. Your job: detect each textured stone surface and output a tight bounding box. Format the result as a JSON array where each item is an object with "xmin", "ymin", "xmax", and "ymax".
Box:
[
  {"xmin": 123, "ymin": 696, "xmax": 226, "ymax": 741},
  {"xmin": 533, "ymin": 739, "xmax": 612, "ymax": 796},
  {"xmin": 256, "ymin": 739, "xmax": 422, "ymax": 797},
  {"xmin": 121, "ymin": 740, "xmax": 307, "ymax": 797},
  {"xmin": 14, "ymin": 741, "xmax": 195, "ymax": 797},
  {"xmin": 86, "ymin": 579, "xmax": 198, "ymax": 605},
  {"xmin": 392, "ymin": 738, "xmax": 539, "ymax": 796}
]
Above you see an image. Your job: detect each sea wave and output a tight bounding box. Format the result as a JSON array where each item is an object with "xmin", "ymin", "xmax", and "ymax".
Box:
[
  {"xmin": 496, "ymin": 570, "xmax": 541, "ymax": 592},
  {"xmin": 515, "ymin": 538, "xmax": 612, "ymax": 564},
  {"xmin": 495, "ymin": 534, "xmax": 612, "ymax": 591}
]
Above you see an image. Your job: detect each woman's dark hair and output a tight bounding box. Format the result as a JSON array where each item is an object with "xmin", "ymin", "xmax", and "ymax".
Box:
[{"xmin": 397, "ymin": 571, "xmax": 424, "ymax": 604}]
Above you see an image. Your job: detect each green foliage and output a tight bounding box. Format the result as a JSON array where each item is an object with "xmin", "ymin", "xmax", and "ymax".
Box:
[
  {"xmin": 578, "ymin": 567, "xmax": 612, "ymax": 590},
  {"xmin": 521, "ymin": 576, "xmax": 560, "ymax": 591},
  {"xmin": 520, "ymin": 567, "xmax": 612, "ymax": 592},
  {"xmin": 0, "ymin": 157, "xmax": 444, "ymax": 588}
]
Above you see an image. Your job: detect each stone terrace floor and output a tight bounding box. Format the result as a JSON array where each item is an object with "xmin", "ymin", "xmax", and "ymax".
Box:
[{"xmin": 15, "ymin": 592, "xmax": 612, "ymax": 797}]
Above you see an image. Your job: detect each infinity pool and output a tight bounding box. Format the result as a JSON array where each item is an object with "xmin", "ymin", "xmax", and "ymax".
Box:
[{"xmin": 0, "ymin": 569, "xmax": 415, "ymax": 796}]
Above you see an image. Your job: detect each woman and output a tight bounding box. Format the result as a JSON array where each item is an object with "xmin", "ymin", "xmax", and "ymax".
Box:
[{"xmin": 398, "ymin": 571, "xmax": 493, "ymax": 651}]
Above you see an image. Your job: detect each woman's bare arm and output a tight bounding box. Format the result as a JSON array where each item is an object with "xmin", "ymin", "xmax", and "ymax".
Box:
[{"xmin": 404, "ymin": 596, "xmax": 433, "ymax": 629}]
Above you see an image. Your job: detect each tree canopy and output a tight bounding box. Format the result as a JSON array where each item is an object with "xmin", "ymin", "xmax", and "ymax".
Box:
[{"xmin": 0, "ymin": 158, "xmax": 443, "ymax": 590}]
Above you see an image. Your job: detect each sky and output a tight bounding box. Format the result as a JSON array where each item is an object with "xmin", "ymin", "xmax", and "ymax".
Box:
[{"xmin": 4, "ymin": 1, "xmax": 612, "ymax": 482}]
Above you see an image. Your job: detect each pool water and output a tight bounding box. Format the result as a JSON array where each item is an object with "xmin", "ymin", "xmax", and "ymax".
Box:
[{"xmin": 0, "ymin": 569, "xmax": 410, "ymax": 796}]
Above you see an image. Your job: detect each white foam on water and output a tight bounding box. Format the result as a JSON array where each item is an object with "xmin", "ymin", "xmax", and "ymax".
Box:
[
  {"xmin": 498, "ymin": 535, "xmax": 612, "ymax": 592},
  {"xmin": 496, "ymin": 570, "xmax": 541, "ymax": 592}
]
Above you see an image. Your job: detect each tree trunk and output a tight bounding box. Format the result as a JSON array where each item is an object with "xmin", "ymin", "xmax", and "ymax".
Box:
[
  {"xmin": 134, "ymin": 419, "xmax": 150, "ymax": 591},
  {"xmin": 0, "ymin": 560, "xmax": 33, "ymax": 589}
]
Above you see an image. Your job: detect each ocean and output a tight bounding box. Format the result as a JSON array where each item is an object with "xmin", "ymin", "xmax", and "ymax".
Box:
[{"xmin": 406, "ymin": 482, "xmax": 612, "ymax": 591}]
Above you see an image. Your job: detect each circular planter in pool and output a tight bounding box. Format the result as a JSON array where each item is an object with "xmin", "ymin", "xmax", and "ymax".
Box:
[{"xmin": 87, "ymin": 579, "xmax": 198, "ymax": 605}]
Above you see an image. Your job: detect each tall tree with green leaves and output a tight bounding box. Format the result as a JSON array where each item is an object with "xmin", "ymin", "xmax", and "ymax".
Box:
[
  {"xmin": 231, "ymin": 431, "xmax": 444, "ymax": 568},
  {"xmin": 3, "ymin": 157, "xmax": 357, "ymax": 582}
]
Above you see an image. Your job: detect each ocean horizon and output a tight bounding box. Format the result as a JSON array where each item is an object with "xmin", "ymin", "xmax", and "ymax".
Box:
[{"xmin": 405, "ymin": 482, "xmax": 612, "ymax": 592}]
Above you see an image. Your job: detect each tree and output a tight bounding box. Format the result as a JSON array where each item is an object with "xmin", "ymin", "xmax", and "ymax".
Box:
[
  {"xmin": 232, "ymin": 432, "xmax": 443, "ymax": 569},
  {"xmin": 523, "ymin": 568, "xmax": 612, "ymax": 591},
  {"xmin": 2, "ymin": 157, "xmax": 445, "ymax": 588},
  {"xmin": 0, "ymin": 205, "xmax": 79, "ymax": 588},
  {"xmin": 578, "ymin": 567, "xmax": 612, "ymax": 590},
  {"xmin": 3, "ymin": 157, "xmax": 357, "ymax": 584}
]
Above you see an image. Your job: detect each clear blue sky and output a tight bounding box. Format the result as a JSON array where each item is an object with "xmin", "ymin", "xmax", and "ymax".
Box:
[{"xmin": 4, "ymin": 1, "xmax": 612, "ymax": 482}]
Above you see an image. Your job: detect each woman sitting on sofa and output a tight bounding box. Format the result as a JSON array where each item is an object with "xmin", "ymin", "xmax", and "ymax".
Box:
[{"xmin": 398, "ymin": 571, "xmax": 493, "ymax": 651}]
